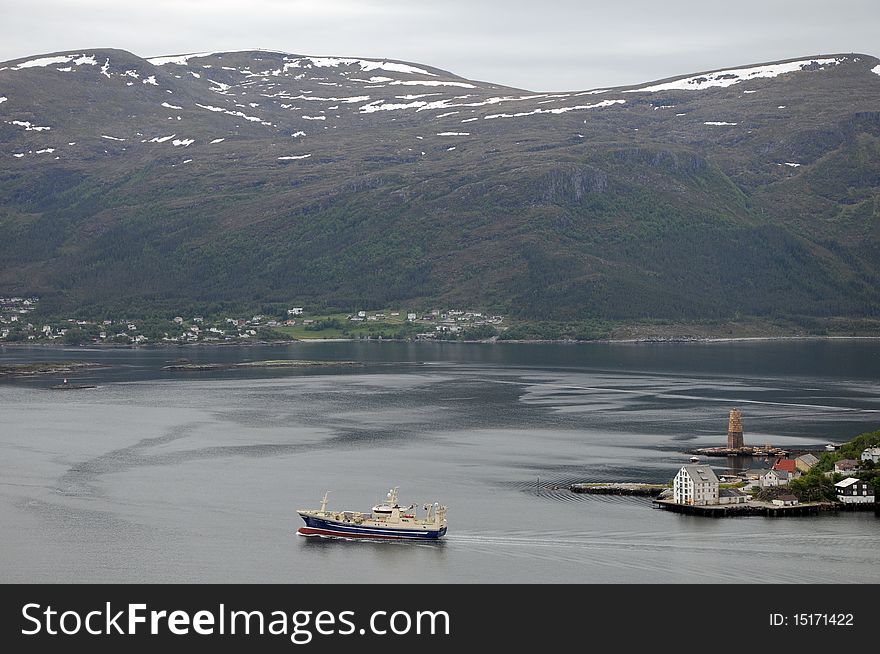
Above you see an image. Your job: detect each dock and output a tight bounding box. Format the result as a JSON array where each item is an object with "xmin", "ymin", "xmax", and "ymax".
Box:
[
  {"xmin": 570, "ymin": 483, "xmax": 667, "ymax": 497},
  {"xmin": 653, "ymin": 499, "xmax": 878, "ymax": 517},
  {"xmin": 690, "ymin": 446, "xmax": 788, "ymax": 458}
]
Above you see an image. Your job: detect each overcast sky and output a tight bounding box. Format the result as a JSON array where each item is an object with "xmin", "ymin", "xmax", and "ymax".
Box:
[{"xmin": 3, "ymin": 0, "xmax": 878, "ymax": 91}]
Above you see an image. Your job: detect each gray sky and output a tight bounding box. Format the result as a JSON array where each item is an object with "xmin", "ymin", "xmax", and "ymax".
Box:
[{"xmin": 3, "ymin": 0, "xmax": 878, "ymax": 91}]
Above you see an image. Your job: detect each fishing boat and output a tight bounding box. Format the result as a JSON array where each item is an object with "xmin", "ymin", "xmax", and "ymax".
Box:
[{"xmin": 297, "ymin": 487, "xmax": 447, "ymax": 540}]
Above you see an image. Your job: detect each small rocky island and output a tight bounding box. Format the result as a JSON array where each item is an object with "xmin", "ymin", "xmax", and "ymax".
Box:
[{"xmin": 0, "ymin": 361, "xmax": 104, "ymax": 378}]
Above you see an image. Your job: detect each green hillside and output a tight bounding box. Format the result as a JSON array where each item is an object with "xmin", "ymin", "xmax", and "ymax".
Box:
[{"xmin": 1, "ymin": 50, "xmax": 878, "ymax": 325}]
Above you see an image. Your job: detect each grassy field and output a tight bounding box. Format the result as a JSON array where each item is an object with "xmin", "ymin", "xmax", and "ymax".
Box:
[{"xmin": 275, "ymin": 311, "xmax": 423, "ymax": 340}]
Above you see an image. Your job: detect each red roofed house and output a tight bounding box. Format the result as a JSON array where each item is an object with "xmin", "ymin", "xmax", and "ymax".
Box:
[{"xmin": 772, "ymin": 458, "xmax": 799, "ymax": 476}]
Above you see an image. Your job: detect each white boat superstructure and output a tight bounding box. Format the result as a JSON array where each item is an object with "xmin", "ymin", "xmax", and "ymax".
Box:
[{"xmin": 297, "ymin": 487, "xmax": 448, "ymax": 540}]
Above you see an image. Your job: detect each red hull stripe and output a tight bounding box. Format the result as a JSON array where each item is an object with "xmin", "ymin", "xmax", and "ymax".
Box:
[{"xmin": 298, "ymin": 527, "xmax": 420, "ymax": 540}]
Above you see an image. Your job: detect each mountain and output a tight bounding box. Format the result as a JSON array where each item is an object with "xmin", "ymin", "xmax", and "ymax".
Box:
[{"xmin": 1, "ymin": 48, "xmax": 879, "ymax": 322}]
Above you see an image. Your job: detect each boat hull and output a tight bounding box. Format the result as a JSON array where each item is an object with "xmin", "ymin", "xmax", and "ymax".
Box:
[{"xmin": 298, "ymin": 515, "xmax": 446, "ymax": 540}]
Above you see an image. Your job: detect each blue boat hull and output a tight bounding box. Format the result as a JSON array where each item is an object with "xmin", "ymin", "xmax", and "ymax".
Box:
[{"xmin": 299, "ymin": 515, "xmax": 447, "ymax": 540}]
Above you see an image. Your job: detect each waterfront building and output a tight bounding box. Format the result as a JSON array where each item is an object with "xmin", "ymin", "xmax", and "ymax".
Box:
[
  {"xmin": 718, "ymin": 488, "xmax": 749, "ymax": 504},
  {"xmin": 673, "ymin": 465, "xmax": 720, "ymax": 506},
  {"xmin": 834, "ymin": 478, "xmax": 875, "ymax": 503},
  {"xmin": 772, "ymin": 495, "xmax": 799, "ymax": 507}
]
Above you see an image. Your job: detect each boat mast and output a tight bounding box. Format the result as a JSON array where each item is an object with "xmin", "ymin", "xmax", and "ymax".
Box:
[{"xmin": 320, "ymin": 491, "xmax": 330, "ymax": 513}]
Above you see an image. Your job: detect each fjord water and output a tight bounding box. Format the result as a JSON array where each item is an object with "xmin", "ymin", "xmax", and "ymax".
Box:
[{"xmin": 1, "ymin": 340, "xmax": 878, "ymax": 583}]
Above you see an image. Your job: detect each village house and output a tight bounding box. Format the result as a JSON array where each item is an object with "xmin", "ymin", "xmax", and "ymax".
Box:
[
  {"xmin": 795, "ymin": 453, "xmax": 819, "ymax": 473},
  {"xmin": 718, "ymin": 488, "xmax": 749, "ymax": 504},
  {"xmin": 834, "ymin": 459, "xmax": 860, "ymax": 474},
  {"xmin": 860, "ymin": 447, "xmax": 880, "ymax": 464},
  {"xmin": 834, "ymin": 478, "xmax": 875, "ymax": 503},
  {"xmin": 772, "ymin": 458, "xmax": 800, "ymax": 477},
  {"xmin": 772, "ymin": 494, "xmax": 799, "ymax": 507},
  {"xmin": 673, "ymin": 465, "xmax": 720, "ymax": 506},
  {"xmin": 287, "ymin": 308, "xmax": 304, "ymax": 315},
  {"xmin": 759, "ymin": 469, "xmax": 791, "ymax": 488}
]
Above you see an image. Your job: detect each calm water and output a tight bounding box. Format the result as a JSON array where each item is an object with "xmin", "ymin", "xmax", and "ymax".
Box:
[{"xmin": 1, "ymin": 340, "xmax": 878, "ymax": 583}]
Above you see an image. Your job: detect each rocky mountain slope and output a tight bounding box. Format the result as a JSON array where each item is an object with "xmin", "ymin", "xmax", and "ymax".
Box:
[{"xmin": 1, "ymin": 49, "xmax": 879, "ymax": 320}]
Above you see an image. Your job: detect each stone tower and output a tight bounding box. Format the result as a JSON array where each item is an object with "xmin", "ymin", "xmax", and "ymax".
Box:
[{"xmin": 727, "ymin": 408, "xmax": 744, "ymax": 449}]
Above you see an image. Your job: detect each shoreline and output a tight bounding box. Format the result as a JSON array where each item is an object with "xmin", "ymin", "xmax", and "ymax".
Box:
[{"xmin": 2, "ymin": 334, "xmax": 880, "ymax": 350}]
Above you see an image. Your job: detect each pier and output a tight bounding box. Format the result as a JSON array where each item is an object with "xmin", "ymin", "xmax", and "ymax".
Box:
[
  {"xmin": 570, "ymin": 483, "xmax": 667, "ymax": 497},
  {"xmin": 653, "ymin": 499, "xmax": 878, "ymax": 517}
]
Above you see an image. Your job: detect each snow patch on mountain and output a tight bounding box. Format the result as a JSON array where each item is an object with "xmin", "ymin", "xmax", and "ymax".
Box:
[
  {"xmin": 484, "ymin": 99, "xmax": 625, "ymax": 119},
  {"xmin": 625, "ymin": 58, "xmax": 844, "ymax": 93},
  {"xmin": 388, "ymin": 80, "xmax": 475, "ymax": 88},
  {"xmin": 147, "ymin": 53, "xmax": 215, "ymax": 66},
  {"xmin": 359, "ymin": 100, "xmax": 425, "ymax": 113},
  {"xmin": 283, "ymin": 56, "xmax": 435, "ymax": 76},
  {"xmin": 9, "ymin": 120, "xmax": 51, "ymax": 131},
  {"xmin": 195, "ymin": 103, "xmax": 272, "ymax": 125},
  {"xmin": 11, "ymin": 54, "xmax": 97, "ymax": 70}
]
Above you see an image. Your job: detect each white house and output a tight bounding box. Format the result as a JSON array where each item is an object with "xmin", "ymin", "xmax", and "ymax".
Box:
[
  {"xmin": 860, "ymin": 447, "xmax": 880, "ymax": 464},
  {"xmin": 772, "ymin": 494, "xmax": 799, "ymax": 507},
  {"xmin": 718, "ymin": 488, "xmax": 749, "ymax": 505},
  {"xmin": 287, "ymin": 308, "xmax": 304, "ymax": 316},
  {"xmin": 834, "ymin": 477, "xmax": 875, "ymax": 503},
  {"xmin": 407, "ymin": 313, "xmax": 417, "ymax": 321},
  {"xmin": 673, "ymin": 465, "xmax": 720, "ymax": 506},
  {"xmin": 759, "ymin": 469, "xmax": 791, "ymax": 488}
]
